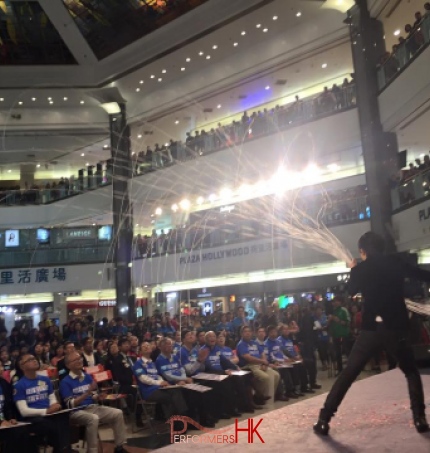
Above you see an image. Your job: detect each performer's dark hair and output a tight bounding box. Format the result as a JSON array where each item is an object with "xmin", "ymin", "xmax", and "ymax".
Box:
[{"xmin": 358, "ymin": 232, "xmax": 385, "ymax": 255}]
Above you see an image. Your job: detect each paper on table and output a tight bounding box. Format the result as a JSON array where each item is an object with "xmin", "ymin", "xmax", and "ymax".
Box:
[
  {"xmin": 182, "ymin": 383, "xmax": 212, "ymax": 393},
  {"xmin": 229, "ymin": 370, "xmax": 251, "ymax": 376},
  {"xmin": 0, "ymin": 422, "xmax": 31, "ymax": 429},
  {"xmin": 44, "ymin": 408, "xmax": 77, "ymax": 417},
  {"xmin": 193, "ymin": 373, "xmax": 229, "ymax": 381},
  {"xmin": 277, "ymin": 363, "xmax": 294, "ymax": 368}
]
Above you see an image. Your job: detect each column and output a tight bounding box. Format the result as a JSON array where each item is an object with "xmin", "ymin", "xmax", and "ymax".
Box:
[
  {"xmin": 347, "ymin": 0, "xmax": 398, "ymax": 252},
  {"xmin": 53, "ymin": 293, "xmax": 68, "ymax": 329},
  {"xmin": 20, "ymin": 164, "xmax": 36, "ymax": 189},
  {"xmin": 109, "ymin": 104, "xmax": 136, "ymax": 323}
]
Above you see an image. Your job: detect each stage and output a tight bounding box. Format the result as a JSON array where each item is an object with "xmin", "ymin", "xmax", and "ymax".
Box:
[{"xmin": 159, "ymin": 369, "xmax": 430, "ymax": 452}]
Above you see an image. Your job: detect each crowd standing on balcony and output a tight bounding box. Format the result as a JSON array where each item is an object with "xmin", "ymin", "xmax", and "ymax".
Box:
[
  {"xmin": 378, "ymin": 3, "xmax": 430, "ymax": 84},
  {"xmin": 134, "ymin": 184, "xmax": 369, "ymax": 259},
  {"xmin": 134, "ymin": 79, "xmax": 356, "ymax": 173}
]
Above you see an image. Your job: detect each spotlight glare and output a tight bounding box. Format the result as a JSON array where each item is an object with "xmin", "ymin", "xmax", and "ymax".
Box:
[
  {"xmin": 196, "ymin": 196, "xmax": 204, "ymax": 205},
  {"xmin": 179, "ymin": 199, "xmax": 191, "ymax": 210},
  {"xmin": 155, "ymin": 207, "xmax": 162, "ymax": 215}
]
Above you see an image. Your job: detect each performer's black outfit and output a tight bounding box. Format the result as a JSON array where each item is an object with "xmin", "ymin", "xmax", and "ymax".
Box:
[{"xmin": 314, "ymin": 251, "xmax": 430, "ymax": 435}]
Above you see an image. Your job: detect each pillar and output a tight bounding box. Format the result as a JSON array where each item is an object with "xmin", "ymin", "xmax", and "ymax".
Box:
[
  {"xmin": 347, "ymin": 0, "xmax": 398, "ymax": 252},
  {"xmin": 20, "ymin": 164, "xmax": 36, "ymax": 189},
  {"xmin": 109, "ymin": 104, "xmax": 136, "ymax": 323},
  {"xmin": 53, "ymin": 293, "xmax": 68, "ymax": 328}
]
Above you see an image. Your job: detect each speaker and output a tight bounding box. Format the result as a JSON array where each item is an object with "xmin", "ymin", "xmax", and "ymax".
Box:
[{"xmin": 398, "ymin": 150, "xmax": 407, "ymax": 169}]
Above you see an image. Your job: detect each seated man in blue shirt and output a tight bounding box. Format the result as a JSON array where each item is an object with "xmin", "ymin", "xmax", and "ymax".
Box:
[
  {"xmin": 172, "ymin": 331, "xmax": 182, "ymax": 357},
  {"xmin": 278, "ymin": 325, "xmax": 313, "ymax": 394},
  {"xmin": 59, "ymin": 352, "xmax": 128, "ymax": 453},
  {"xmin": 203, "ymin": 331, "xmax": 256, "ymax": 414},
  {"xmin": 217, "ymin": 333, "xmax": 239, "ymax": 365},
  {"xmin": 236, "ymin": 326, "xmax": 280, "ymax": 405},
  {"xmin": 14, "ymin": 353, "xmax": 71, "ymax": 453},
  {"xmin": 133, "ymin": 342, "xmax": 187, "ymax": 420},
  {"xmin": 265, "ymin": 325, "xmax": 302, "ymax": 399},
  {"xmin": 156, "ymin": 337, "xmax": 215, "ymax": 428},
  {"xmin": 179, "ymin": 330, "xmax": 209, "ymax": 377}
]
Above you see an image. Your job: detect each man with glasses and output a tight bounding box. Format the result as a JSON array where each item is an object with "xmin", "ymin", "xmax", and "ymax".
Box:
[
  {"xmin": 60, "ymin": 352, "xmax": 129, "ymax": 453},
  {"xmin": 14, "ymin": 354, "xmax": 71, "ymax": 453}
]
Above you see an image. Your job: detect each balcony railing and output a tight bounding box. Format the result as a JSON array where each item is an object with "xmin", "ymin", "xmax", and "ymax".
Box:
[
  {"xmin": 377, "ymin": 14, "xmax": 430, "ymax": 91},
  {"xmin": 391, "ymin": 168, "xmax": 430, "ymax": 211},
  {"xmin": 134, "ymin": 192, "xmax": 369, "ymax": 259},
  {"xmin": 134, "ymin": 83, "xmax": 357, "ymax": 175},
  {"xmin": 0, "ymin": 246, "xmax": 113, "ymax": 269},
  {"xmin": 0, "ymin": 84, "xmax": 356, "ymax": 208}
]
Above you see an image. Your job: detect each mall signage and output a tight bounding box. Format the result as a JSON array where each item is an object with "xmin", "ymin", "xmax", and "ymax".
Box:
[
  {"xmin": 179, "ymin": 239, "xmax": 288, "ymax": 265},
  {"xmin": 64, "ymin": 228, "xmax": 95, "ymax": 239},
  {"xmin": 0, "ymin": 267, "xmax": 67, "ymax": 285}
]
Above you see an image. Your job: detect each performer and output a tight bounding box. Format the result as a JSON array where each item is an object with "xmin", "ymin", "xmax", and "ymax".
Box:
[{"xmin": 314, "ymin": 231, "xmax": 430, "ymax": 435}]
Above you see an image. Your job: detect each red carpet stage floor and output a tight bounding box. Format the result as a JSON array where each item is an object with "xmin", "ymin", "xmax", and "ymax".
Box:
[{"xmin": 159, "ymin": 369, "xmax": 430, "ymax": 452}]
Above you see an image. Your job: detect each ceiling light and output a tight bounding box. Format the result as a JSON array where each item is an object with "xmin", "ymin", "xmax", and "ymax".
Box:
[
  {"xmin": 256, "ymin": 24, "xmax": 261, "ymax": 28},
  {"xmin": 80, "ymin": 100, "xmax": 84, "ymax": 104},
  {"xmin": 132, "ymin": 151, "xmax": 135, "ymax": 155},
  {"xmin": 186, "ymin": 57, "xmax": 191, "ymax": 62},
  {"xmin": 48, "ymin": 97, "xmax": 52, "ymax": 101},
  {"xmin": 36, "ymin": 163, "xmax": 40, "ymax": 168},
  {"xmin": 158, "ymin": 78, "xmax": 162, "ymax": 82},
  {"xmin": 196, "ymin": 196, "xmax": 204, "ymax": 205},
  {"xmin": 0, "ymin": 98, "xmax": 4, "ymax": 102},
  {"xmin": 137, "ymin": 134, "xmax": 142, "ymax": 138},
  {"xmin": 233, "ymin": 42, "xmax": 238, "ymax": 47},
  {"xmin": 150, "ymin": 75, "xmax": 155, "ymax": 79},
  {"xmin": 265, "ymin": 85, "xmax": 270, "ymax": 90},
  {"xmin": 140, "ymin": 80, "xmax": 144, "ymax": 84},
  {"xmin": 18, "ymin": 101, "xmax": 23, "ymax": 105},
  {"xmin": 32, "ymin": 97, "xmax": 36, "ymax": 101},
  {"xmin": 63, "ymin": 97, "xmax": 68, "ymax": 101},
  {"xmin": 175, "ymin": 120, "xmax": 179, "ymax": 124},
  {"xmin": 81, "ymin": 153, "xmax": 85, "ymax": 157},
  {"xmin": 171, "ymin": 203, "xmax": 178, "ymax": 212},
  {"xmin": 136, "ymin": 88, "xmax": 140, "ymax": 92},
  {"xmin": 394, "ymin": 29, "xmax": 401, "ymax": 36},
  {"xmin": 155, "ymin": 207, "xmax": 162, "ymax": 216},
  {"xmin": 327, "ymin": 163, "xmax": 340, "ymax": 172},
  {"xmin": 49, "ymin": 101, "xmax": 54, "ymax": 104},
  {"xmin": 7, "ymin": 170, "xmax": 11, "ymax": 173},
  {"xmin": 199, "ymin": 51, "xmax": 204, "ymax": 56},
  {"xmin": 162, "ymin": 69, "xmax": 167, "ymax": 73},
  {"xmin": 212, "ymin": 45, "xmax": 218, "ymax": 49},
  {"xmin": 217, "ymin": 104, "xmax": 221, "ymax": 109},
  {"xmin": 273, "ymin": 15, "xmax": 278, "ymax": 20},
  {"xmin": 322, "ymin": 63, "xmax": 328, "ymax": 68},
  {"xmin": 263, "ymin": 28, "xmax": 268, "ymax": 32},
  {"xmin": 86, "ymin": 162, "xmax": 89, "ymax": 166},
  {"xmin": 206, "ymin": 55, "xmax": 211, "ymax": 59},
  {"xmin": 241, "ymin": 31, "xmax": 246, "ymax": 36},
  {"xmin": 181, "ymin": 67, "xmax": 185, "ymax": 71},
  {"xmin": 103, "ymin": 144, "xmax": 109, "ymax": 149},
  {"xmin": 296, "ymin": 12, "xmax": 302, "ymax": 17},
  {"xmin": 180, "ymin": 199, "xmax": 191, "ymax": 210}
]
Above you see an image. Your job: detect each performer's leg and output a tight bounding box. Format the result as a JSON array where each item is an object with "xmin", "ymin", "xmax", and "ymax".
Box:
[
  {"xmin": 383, "ymin": 328, "xmax": 428, "ymax": 432},
  {"xmin": 314, "ymin": 330, "xmax": 379, "ymax": 435}
]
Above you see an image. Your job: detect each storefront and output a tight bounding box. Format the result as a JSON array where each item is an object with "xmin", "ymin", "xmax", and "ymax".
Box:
[
  {"xmin": 67, "ymin": 298, "xmax": 148, "ymax": 321},
  {"xmin": 0, "ymin": 302, "xmax": 55, "ymax": 332}
]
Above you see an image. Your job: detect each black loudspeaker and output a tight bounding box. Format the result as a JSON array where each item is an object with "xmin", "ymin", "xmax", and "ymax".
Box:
[
  {"xmin": 78, "ymin": 169, "xmax": 84, "ymax": 191},
  {"xmin": 96, "ymin": 163, "xmax": 103, "ymax": 173},
  {"xmin": 398, "ymin": 150, "xmax": 407, "ymax": 169}
]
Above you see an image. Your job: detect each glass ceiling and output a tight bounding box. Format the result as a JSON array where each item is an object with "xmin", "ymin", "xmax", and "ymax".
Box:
[
  {"xmin": 0, "ymin": 1, "xmax": 76, "ymax": 65},
  {"xmin": 63, "ymin": 0, "xmax": 210, "ymax": 60}
]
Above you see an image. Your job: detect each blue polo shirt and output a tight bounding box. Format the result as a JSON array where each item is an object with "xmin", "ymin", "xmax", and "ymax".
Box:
[
  {"xmin": 265, "ymin": 338, "xmax": 286, "ymax": 362},
  {"xmin": 219, "ymin": 346, "xmax": 234, "ymax": 361},
  {"xmin": 179, "ymin": 345, "xmax": 198, "ymax": 367},
  {"xmin": 202, "ymin": 345, "xmax": 223, "ymax": 371},
  {"xmin": 277, "ymin": 336, "xmax": 297, "ymax": 357},
  {"xmin": 14, "ymin": 375, "xmax": 52, "ymax": 410},
  {"xmin": 172, "ymin": 342, "xmax": 182, "ymax": 357},
  {"xmin": 236, "ymin": 339, "xmax": 261, "ymax": 367},
  {"xmin": 59, "ymin": 372, "xmax": 94, "ymax": 407},
  {"xmin": 133, "ymin": 358, "xmax": 161, "ymax": 400},
  {"xmin": 217, "ymin": 322, "xmax": 233, "ymax": 333},
  {"xmin": 155, "ymin": 354, "xmax": 183, "ymax": 383}
]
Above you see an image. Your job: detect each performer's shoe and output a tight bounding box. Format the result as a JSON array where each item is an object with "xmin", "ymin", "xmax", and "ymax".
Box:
[
  {"xmin": 311, "ymin": 383, "xmax": 322, "ymax": 390},
  {"xmin": 414, "ymin": 415, "xmax": 429, "ymax": 433},
  {"xmin": 313, "ymin": 419, "xmax": 330, "ymax": 436}
]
